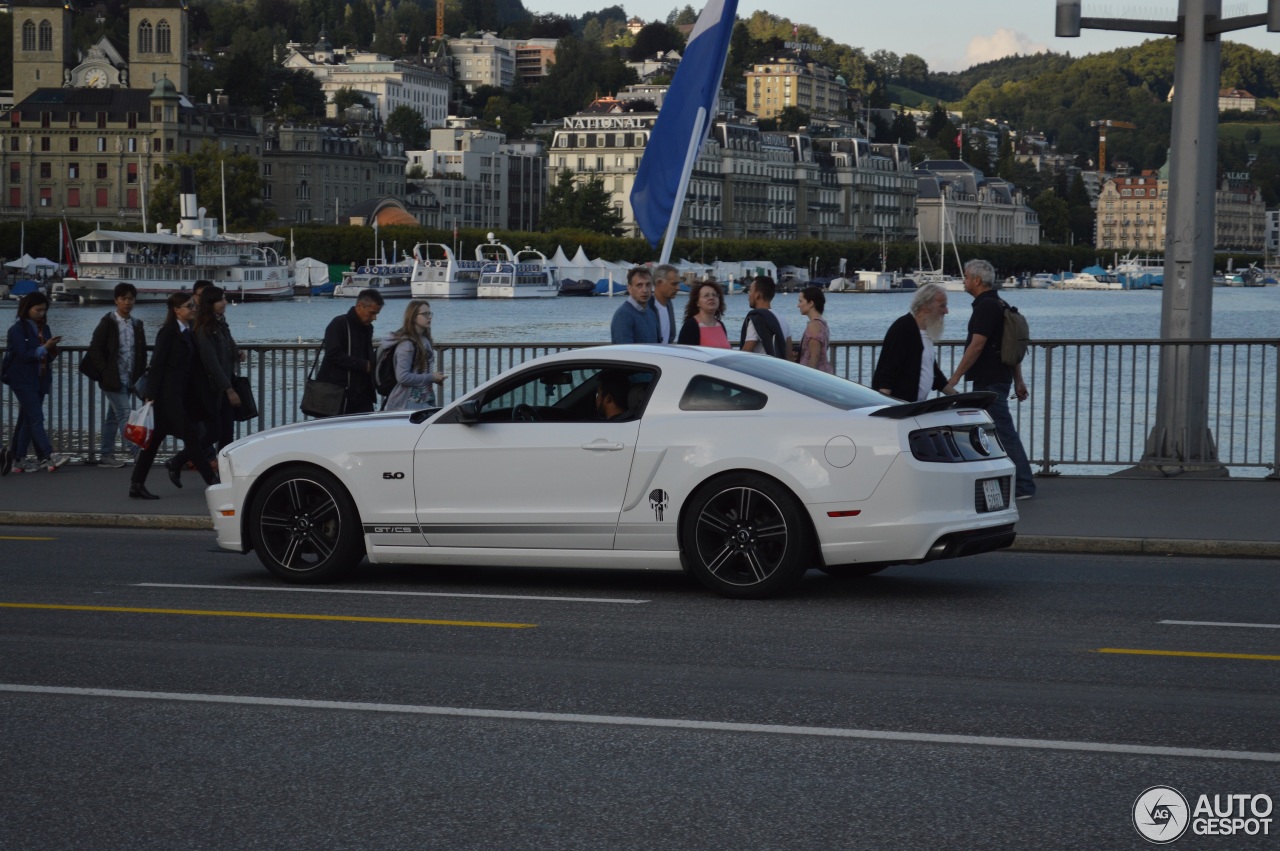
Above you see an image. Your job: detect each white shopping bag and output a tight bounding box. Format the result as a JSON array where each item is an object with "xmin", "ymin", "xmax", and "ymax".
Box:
[{"xmin": 125, "ymin": 401, "xmax": 154, "ymax": 449}]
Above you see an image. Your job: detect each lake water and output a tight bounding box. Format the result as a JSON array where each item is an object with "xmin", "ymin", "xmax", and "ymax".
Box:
[{"xmin": 14, "ymin": 286, "xmax": 1280, "ymax": 346}]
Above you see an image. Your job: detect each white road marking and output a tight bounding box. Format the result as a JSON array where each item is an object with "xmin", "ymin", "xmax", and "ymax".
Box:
[
  {"xmin": 1159, "ymin": 620, "xmax": 1280, "ymax": 630},
  {"xmin": 2, "ymin": 683, "xmax": 1276, "ymax": 763},
  {"xmin": 134, "ymin": 583, "xmax": 648, "ymax": 605}
]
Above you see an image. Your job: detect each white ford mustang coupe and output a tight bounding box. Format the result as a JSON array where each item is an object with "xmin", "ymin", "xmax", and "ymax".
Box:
[{"xmin": 207, "ymin": 345, "xmax": 1018, "ymax": 598}]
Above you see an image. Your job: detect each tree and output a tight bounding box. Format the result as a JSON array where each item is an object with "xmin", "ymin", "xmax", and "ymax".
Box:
[
  {"xmin": 776, "ymin": 106, "xmax": 810, "ymax": 132},
  {"xmin": 629, "ymin": 22, "xmax": 684, "ymax": 61},
  {"xmin": 899, "ymin": 53, "xmax": 929, "ymax": 87},
  {"xmin": 1031, "ymin": 189, "xmax": 1070, "ymax": 243},
  {"xmin": 541, "ymin": 171, "xmax": 624, "ymax": 236},
  {"xmin": 386, "ymin": 105, "xmax": 429, "ymax": 150},
  {"xmin": 147, "ymin": 142, "xmax": 270, "ymax": 231},
  {"xmin": 889, "ymin": 109, "xmax": 918, "ymax": 143},
  {"xmin": 333, "ymin": 87, "xmax": 372, "ymax": 113}
]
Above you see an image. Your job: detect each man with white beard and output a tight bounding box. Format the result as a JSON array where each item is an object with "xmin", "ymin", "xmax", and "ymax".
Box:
[{"xmin": 871, "ymin": 283, "xmax": 955, "ymax": 402}]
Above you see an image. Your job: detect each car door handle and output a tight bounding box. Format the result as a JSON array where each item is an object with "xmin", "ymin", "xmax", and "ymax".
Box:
[{"xmin": 581, "ymin": 440, "xmax": 626, "ymax": 452}]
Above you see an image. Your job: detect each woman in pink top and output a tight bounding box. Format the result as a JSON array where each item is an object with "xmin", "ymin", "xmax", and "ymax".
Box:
[
  {"xmin": 797, "ymin": 286, "xmax": 834, "ymax": 373},
  {"xmin": 677, "ymin": 279, "xmax": 730, "ymax": 348}
]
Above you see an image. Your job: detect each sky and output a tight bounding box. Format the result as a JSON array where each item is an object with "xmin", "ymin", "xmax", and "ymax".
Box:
[{"xmin": 533, "ymin": 1, "xmax": 1280, "ymax": 73}]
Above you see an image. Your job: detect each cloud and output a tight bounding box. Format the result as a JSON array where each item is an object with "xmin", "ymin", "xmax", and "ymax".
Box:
[{"xmin": 965, "ymin": 29, "xmax": 1049, "ymax": 66}]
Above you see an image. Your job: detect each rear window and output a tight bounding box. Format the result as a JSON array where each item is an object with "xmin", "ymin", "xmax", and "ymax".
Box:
[
  {"xmin": 680, "ymin": 375, "xmax": 767, "ymax": 411},
  {"xmin": 709, "ymin": 352, "xmax": 888, "ymax": 410}
]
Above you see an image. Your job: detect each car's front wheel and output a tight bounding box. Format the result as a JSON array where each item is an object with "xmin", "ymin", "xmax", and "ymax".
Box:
[
  {"xmin": 249, "ymin": 465, "xmax": 364, "ymax": 583},
  {"xmin": 681, "ymin": 473, "xmax": 811, "ymax": 599}
]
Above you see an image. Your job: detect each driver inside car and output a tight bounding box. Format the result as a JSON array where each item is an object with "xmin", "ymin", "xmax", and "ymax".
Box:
[{"xmin": 595, "ymin": 370, "xmax": 632, "ymax": 421}]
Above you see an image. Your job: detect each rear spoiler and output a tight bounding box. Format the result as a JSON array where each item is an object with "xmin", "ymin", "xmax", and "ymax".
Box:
[{"xmin": 868, "ymin": 391, "xmax": 997, "ymax": 420}]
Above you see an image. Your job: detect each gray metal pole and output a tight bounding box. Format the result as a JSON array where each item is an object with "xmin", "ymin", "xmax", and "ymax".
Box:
[{"xmin": 1141, "ymin": 0, "xmax": 1225, "ymax": 475}]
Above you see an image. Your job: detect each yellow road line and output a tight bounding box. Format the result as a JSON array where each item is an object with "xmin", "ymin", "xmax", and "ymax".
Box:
[
  {"xmin": 0, "ymin": 536, "xmax": 57, "ymax": 541},
  {"xmin": 0, "ymin": 602, "xmax": 535, "ymax": 629},
  {"xmin": 1097, "ymin": 647, "xmax": 1280, "ymax": 661}
]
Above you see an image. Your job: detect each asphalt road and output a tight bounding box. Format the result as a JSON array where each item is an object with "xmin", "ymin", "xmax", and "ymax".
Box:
[{"xmin": 2, "ymin": 528, "xmax": 1278, "ymax": 850}]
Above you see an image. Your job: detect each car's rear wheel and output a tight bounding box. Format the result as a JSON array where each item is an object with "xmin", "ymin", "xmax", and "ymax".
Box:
[
  {"xmin": 681, "ymin": 473, "xmax": 810, "ymax": 599},
  {"xmin": 249, "ymin": 465, "xmax": 364, "ymax": 583}
]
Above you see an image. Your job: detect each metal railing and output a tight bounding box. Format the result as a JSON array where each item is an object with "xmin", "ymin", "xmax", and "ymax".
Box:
[{"xmin": 2, "ymin": 339, "xmax": 1277, "ymax": 477}]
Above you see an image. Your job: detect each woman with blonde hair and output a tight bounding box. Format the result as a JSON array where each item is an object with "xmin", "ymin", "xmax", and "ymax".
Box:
[{"xmin": 379, "ymin": 299, "xmax": 446, "ymax": 410}]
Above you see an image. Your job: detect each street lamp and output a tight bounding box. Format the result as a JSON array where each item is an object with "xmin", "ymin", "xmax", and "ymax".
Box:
[{"xmin": 1056, "ymin": 0, "xmax": 1280, "ymax": 476}]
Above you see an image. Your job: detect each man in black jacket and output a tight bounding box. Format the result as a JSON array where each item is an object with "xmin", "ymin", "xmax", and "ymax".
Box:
[
  {"xmin": 317, "ymin": 288, "xmax": 383, "ymax": 415},
  {"xmin": 872, "ymin": 282, "xmax": 952, "ymax": 402},
  {"xmin": 81, "ymin": 283, "xmax": 148, "ymax": 466}
]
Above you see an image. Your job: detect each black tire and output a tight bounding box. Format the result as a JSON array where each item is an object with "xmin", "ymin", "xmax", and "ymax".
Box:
[
  {"xmin": 681, "ymin": 473, "xmax": 811, "ymax": 599},
  {"xmin": 249, "ymin": 465, "xmax": 364, "ymax": 583},
  {"xmin": 818, "ymin": 564, "xmax": 888, "ymax": 579}
]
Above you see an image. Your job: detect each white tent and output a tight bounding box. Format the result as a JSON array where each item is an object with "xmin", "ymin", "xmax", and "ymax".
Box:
[
  {"xmin": 294, "ymin": 257, "xmax": 330, "ymax": 287},
  {"xmin": 31, "ymin": 257, "xmax": 59, "ymax": 268},
  {"xmin": 549, "ymin": 245, "xmax": 573, "ymax": 269},
  {"xmin": 4, "ymin": 254, "xmax": 35, "ymax": 271}
]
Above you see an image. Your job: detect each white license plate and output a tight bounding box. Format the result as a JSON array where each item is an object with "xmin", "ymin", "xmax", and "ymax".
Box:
[{"xmin": 982, "ymin": 479, "xmax": 1005, "ymax": 511}]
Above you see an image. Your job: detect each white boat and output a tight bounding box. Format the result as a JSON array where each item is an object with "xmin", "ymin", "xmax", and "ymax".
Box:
[
  {"xmin": 1056, "ymin": 272, "xmax": 1123, "ymax": 290},
  {"xmin": 332, "ymin": 257, "xmax": 414, "ymax": 298},
  {"xmin": 65, "ymin": 187, "xmax": 294, "ymax": 303},
  {"xmin": 475, "ymin": 236, "xmax": 559, "ymax": 299},
  {"xmin": 1111, "ymin": 254, "xmax": 1162, "ymax": 289},
  {"xmin": 1029, "ymin": 273, "xmax": 1055, "ymax": 288},
  {"xmin": 408, "ymin": 243, "xmax": 482, "ymax": 299}
]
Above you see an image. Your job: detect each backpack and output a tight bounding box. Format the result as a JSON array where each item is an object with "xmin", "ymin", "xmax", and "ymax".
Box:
[
  {"xmin": 998, "ymin": 299, "xmax": 1030, "ymax": 366},
  {"xmin": 739, "ymin": 309, "xmax": 788, "ymax": 358},
  {"xmin": 375, "ymin": 343, "xmax": 398, "ymax": 397}
]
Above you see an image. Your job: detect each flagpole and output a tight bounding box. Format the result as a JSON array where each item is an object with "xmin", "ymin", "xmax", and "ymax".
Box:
[{"xmin": 658, "ymin": 109, "xmax": 708, "ymax": 266}]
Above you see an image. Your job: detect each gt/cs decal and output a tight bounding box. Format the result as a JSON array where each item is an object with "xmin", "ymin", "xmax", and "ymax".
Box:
[{"xmin": 382, "ymin": 472, "xmax": 406, "ymax": 479}]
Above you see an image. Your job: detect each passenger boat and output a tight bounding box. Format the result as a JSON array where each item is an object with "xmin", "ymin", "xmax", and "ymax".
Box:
[
  {"xmin": 475, "ymin": 236, "xmax": 559, "ymax": 299},
  {"xmin": 63, "ymin": 177, "xmax": 294, "ymax": 303},
  {"xmin": 332, "ymin": 258, "xmax": 414, "ymax": 298},
  {"xmin": 408, "ymin": 243, "xmax": 482, "ymax": 299}
]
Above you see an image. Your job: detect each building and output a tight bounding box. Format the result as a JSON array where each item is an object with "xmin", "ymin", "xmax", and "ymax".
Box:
[
  {"xmin": 448, "ymin": 34, "xmax": 516, "ymax": 94},
  {"xmin": 262, "ymin": 122, "xmax": 404, "ymax": 226},
  {"xmin": 546, "ymin": 95, "xmax": 917, "ymax": 243},
  {"xmin": 1095, "ymin": 168, "xmax": 1265, "ymax": 252},
  {"xmin": 502, "ymin": 139, "xmax": 546, "ymax": 232},
  {"xmin": 915, "ymin": 160, "xmax": 1040, "ymax": 246},
  {"xmin": 405, "ymin": 127, "xmax": 509, "ymax": 231},
  {"xmin": 514, "ymin": 39, "xmax": 559, "ymax": 86},
  {"xmin": 745, "ymin": 54, "xmax": 851, "ymax": 121},
  {"xmin": 1265, "ymin": 209, "xmax": 1280, "ymax": 257},
  {"xmin": 1218, "ymin": 88, "xmax": 1257, "ymax": 113},
  {"xmin": 1, "ymin": 80, "xmax": 262, "ymax": 224},
  {"xmin": 282, "ymin": 36, "xmax": 450, "ymax": 128}
]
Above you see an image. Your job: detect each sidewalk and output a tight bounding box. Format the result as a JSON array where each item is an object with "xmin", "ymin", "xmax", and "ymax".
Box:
[{"xmin": 0, "ymin": 463, "xmax": 1278, "ymax": 559}]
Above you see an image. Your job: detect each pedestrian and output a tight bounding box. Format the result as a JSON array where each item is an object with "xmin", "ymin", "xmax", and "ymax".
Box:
[
  {"xmin": 316, "ymin": 288, "xmax": 382, "ymax": 416},
  {"xmin": 380, "ymin": 299, "xmax": 446, "ymax": 411},
  {"xmin": 943, "ymin": 259, "xmax": 1035, "ymax": 499},
  {"xmin": 796, "ymin": 285, "xmax": 833, "ymax": 373},
  {"xmin": 191, "ymin": 285, "xmax": 242, "ymax": 459},
  {"xmin": 872, "ymin": 282, "xmax": 953, "ymax": 402},
  {"xmin": 651, "ymin": 264, "xmax": 681, "ymax": 343},
  {"xmin": 2, "ymin": 292, "xmax": 68, "ymax": 473},
  {"xmin": 739, "ymin": 275, "xmax": 793, "ymax": 358},
  {"xmin": 677, "ymin": 279, "xmax": 730, "ymax": 348},
  {"xmin": 610, "ymin": 266, "xmax": 659, "ymax": 344},
  {"xmin": 82, "ymin": 282, "xmax": 148, "ymax": 467},
  {"xmin": 129, "ymin": 292, "xmax": 217, "ymax": 499}
]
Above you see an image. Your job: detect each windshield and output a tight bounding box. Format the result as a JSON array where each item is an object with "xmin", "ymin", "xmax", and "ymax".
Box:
[{"xmin": 709, "ymin": 352, "xmax": 888, "ymax": 410}]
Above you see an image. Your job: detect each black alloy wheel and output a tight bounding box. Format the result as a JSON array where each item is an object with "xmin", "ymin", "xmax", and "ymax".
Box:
[
  {"xmin": 681, "ymin": 473, "xmax": 810, "ymax": 599},
  {"xmin": 249, "ymin": 465, "xmax": 364, "ymax": 583}
]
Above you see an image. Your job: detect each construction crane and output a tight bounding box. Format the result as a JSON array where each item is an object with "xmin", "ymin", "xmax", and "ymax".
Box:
[
  {"xmin": 1091, "ymin": 119, "xmax": 1136, "ymax": 175},
  {"xmin": 437, "ymin": 0, "xmax": 445, "ymax": 38}
]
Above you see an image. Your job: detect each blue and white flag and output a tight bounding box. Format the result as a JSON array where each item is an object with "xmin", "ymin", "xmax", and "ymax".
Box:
[{"xmin": 631, "ymin": 0, "xmax": 738, "ymax": 255}]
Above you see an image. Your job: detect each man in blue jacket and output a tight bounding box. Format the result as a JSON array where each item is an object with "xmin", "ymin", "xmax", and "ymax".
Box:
[{"xmin": 610, "ymin": 267, "xmax": 659, "ymax": 344}]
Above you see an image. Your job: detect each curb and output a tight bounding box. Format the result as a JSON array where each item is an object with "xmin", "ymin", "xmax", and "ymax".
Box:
[
  {"xmin": 1011, "ymin": 535, "xmax": 1280, "ymax": 559},
  {"xmin": 0, "ymin": 511, "xmax": 213, "ymax": 531}
]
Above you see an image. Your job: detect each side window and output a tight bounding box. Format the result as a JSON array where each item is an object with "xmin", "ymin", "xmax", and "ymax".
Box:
[
  {"xmin": 679, "ymin": 375, "xmax": 767, "ymax": 411},
  {"xmin": 478, "ymin": 365, "xmax": 656, "ymax": 422}
]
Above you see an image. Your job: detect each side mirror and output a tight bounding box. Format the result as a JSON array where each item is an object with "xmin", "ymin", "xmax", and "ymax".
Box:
[{"xmin": 457, "ymin": 399, "xmax": 479, "ymax": 424}]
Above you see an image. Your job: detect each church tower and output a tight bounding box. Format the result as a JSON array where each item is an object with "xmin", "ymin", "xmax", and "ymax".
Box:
[
  {"xmin": 128, "ymin": 0, "xmax": 189, "ymax": 94},
  {"xmin": 11, "ymin": 0, "xmax": 77, "ymax": 104}
]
